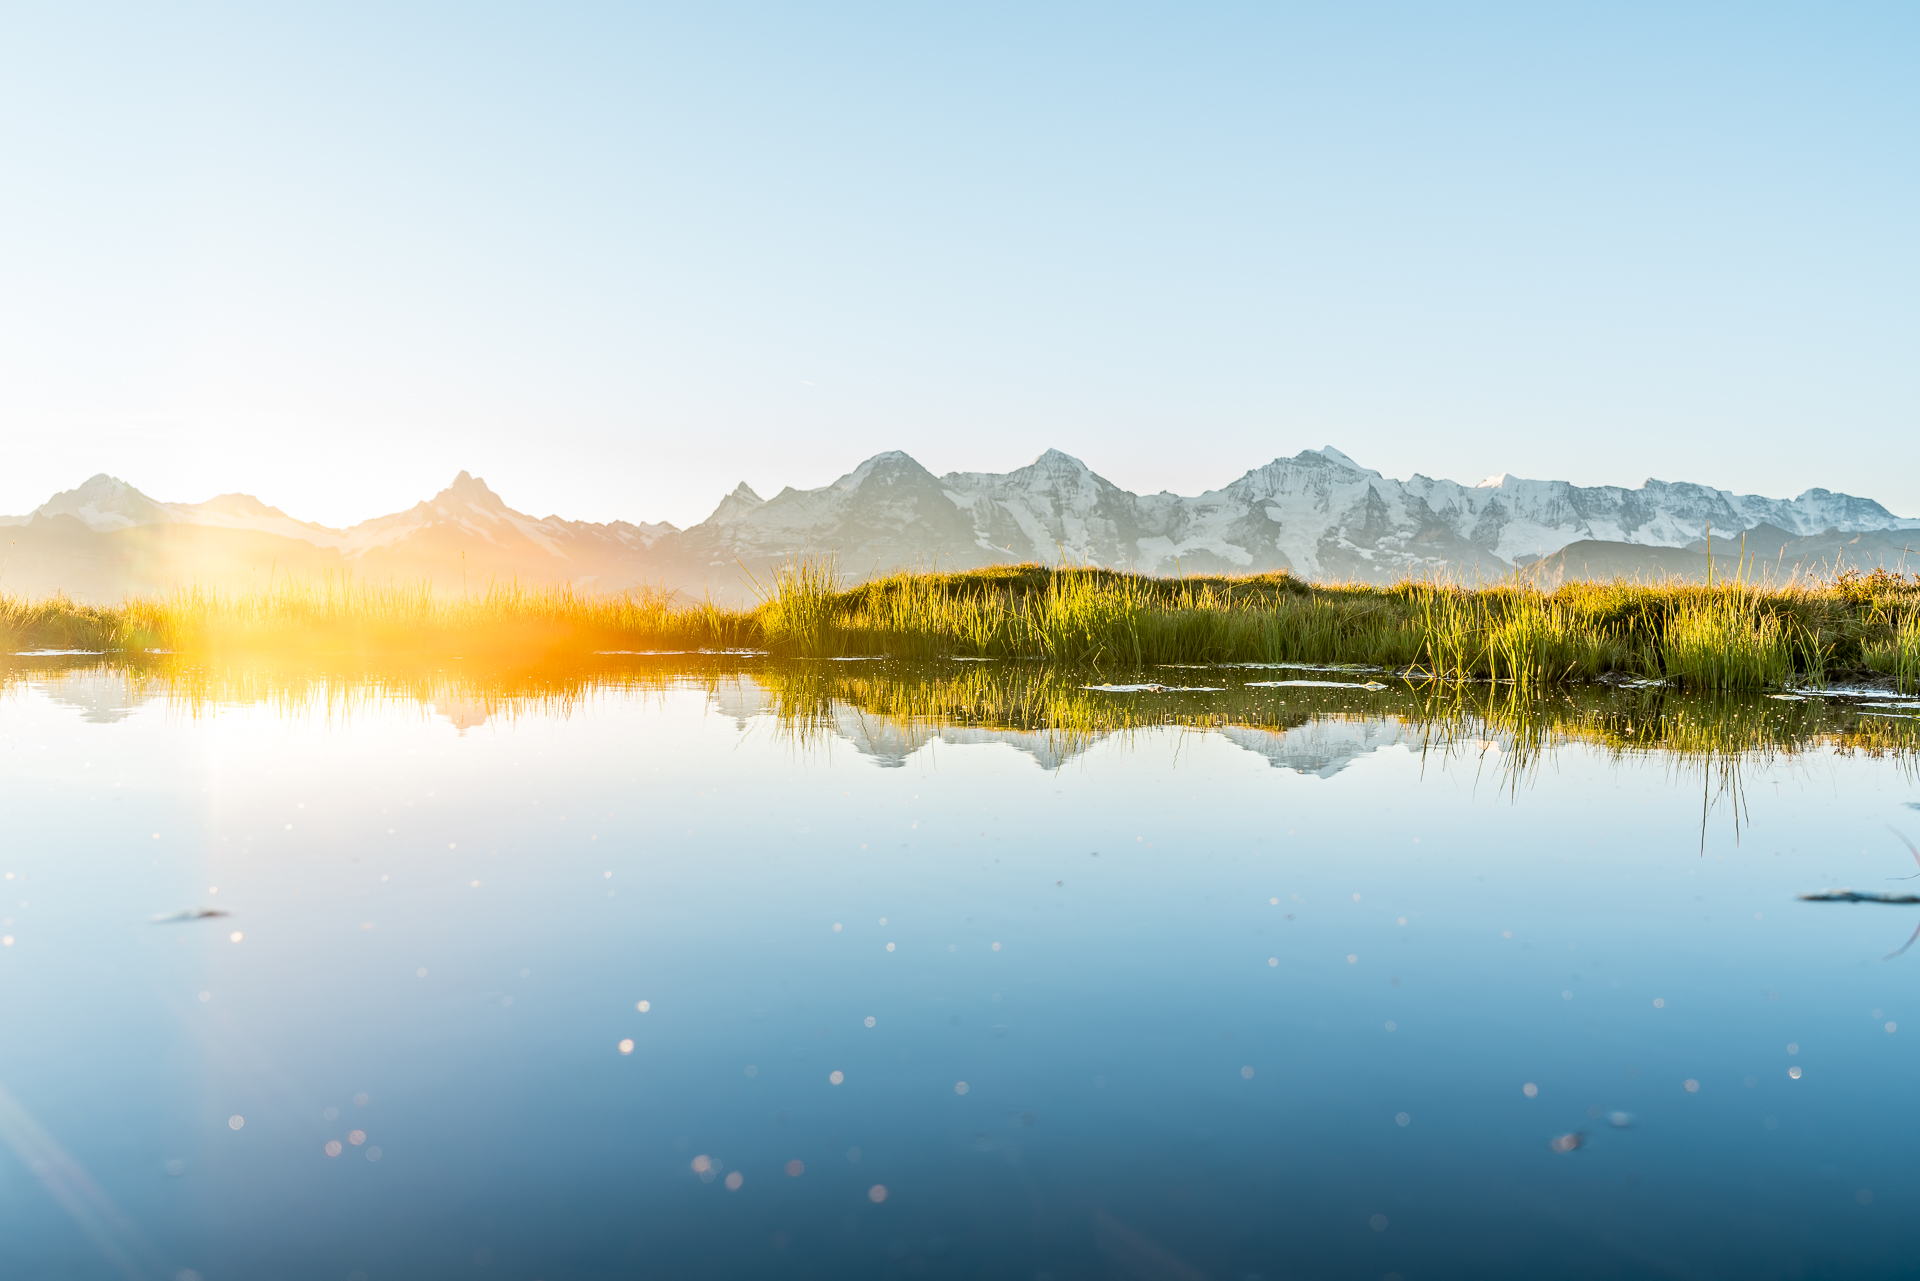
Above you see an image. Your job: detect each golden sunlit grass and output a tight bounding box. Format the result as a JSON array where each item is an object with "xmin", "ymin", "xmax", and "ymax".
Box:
[
  {"xmin": 0, "ymin": 579, "xmax": 755, "ymax": 664},
  {"xmin": 4, "ymin": 560, "xmax": 1919, "ymax": 693}
]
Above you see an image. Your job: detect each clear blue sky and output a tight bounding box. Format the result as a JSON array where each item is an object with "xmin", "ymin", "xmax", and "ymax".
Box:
[{"xmin": 2, "ymin": 3, "xmax": 1914, "ymax": 528}]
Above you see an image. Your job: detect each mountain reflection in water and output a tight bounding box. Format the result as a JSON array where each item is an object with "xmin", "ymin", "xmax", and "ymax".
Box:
[{"xmin": 11, "ymin": 652, "xmax": 1918, "ymax": 779}]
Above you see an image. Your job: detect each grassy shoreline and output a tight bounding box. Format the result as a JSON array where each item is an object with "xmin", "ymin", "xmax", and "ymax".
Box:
[{"xmin": 3, "ymin": 562, "xmax": 1917, "ymax": 692}]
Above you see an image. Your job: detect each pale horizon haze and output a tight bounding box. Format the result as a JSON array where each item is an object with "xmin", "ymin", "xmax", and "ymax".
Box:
[{"xmin": 2, "ymin": 4, "xmax": 1915, "ymax": 530}]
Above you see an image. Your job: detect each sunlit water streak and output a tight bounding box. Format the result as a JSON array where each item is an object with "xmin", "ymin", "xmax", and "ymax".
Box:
[{"xmin": 1, "ymin": 656, "xmax": 1918, "ymax": 1279}]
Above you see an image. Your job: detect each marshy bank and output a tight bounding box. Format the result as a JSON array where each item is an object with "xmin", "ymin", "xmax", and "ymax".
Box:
[{"xmin": 3, "ymin": 562, "xmax": 1918, "ymax": 693}]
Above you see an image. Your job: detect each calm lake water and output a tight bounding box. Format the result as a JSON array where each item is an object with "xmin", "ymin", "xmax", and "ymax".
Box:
[{"xmin": 3, "ymin": 658, "xmax": 1919, "ymax": 1280}]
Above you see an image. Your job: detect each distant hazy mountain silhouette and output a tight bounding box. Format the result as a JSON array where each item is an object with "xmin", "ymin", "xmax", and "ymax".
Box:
[{"xmin": 5, "ymin": 449, "xmax": 1916, "ymax": 602}]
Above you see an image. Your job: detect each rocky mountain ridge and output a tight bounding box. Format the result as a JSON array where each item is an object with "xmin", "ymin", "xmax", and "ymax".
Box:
[{"xmin": 4, "ymin": 449, "xmax": 1915, "ymax": 601}]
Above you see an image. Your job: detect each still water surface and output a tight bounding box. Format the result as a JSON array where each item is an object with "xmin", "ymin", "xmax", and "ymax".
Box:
[{"xmin": 2, "ymin": 659, "xmax": 1919, "ymax": 1280}]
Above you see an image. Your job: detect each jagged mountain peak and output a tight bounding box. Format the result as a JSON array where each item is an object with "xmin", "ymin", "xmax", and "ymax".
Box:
[
  {"xmin": 65, "ymin": 472, "xmax": 136, "ymax": 495},
  {"xmin": 831, "ymin": 451, "xmax": 941, "ymax": 493},
  {"xmin": 706, "ymin": 482, "xmax": 767, "ymax": 524},
  {"xmin": 32, "ymin": 473, "xmax": 174, "ymax": 532},
  {"xmin": 1304, "ymin": 446, "xmax": 1369, "ymax": 471},
  {"xmin": 436, "ymin": 471, "xmax": 508, "ymax": 509}
]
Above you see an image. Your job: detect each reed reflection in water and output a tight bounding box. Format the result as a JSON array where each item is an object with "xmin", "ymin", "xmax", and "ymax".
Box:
[{"xmin": 11, "ymin": 651, "xmax": 1918, "ymax": 782}]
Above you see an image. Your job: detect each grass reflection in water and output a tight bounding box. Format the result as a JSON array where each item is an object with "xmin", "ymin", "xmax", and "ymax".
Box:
[{"xmin": 8, "ymin": 653, "xmax": 1916, "ymax": 783}]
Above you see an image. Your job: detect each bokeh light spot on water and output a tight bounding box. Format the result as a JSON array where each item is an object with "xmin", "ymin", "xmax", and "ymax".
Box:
[
  {"xmin": 1397, "ymin": 917, "xmax": 1408, "ymax": 926},
  {"xmin": 885, "ymin": 942, "xmax": 895, "ymax": 952},
  {"xmin": 325, "ymin": 1141, "xmax": 342, "ymax": 1157},
  {"xmin": 1346, "ymin": 955, "xmax": 1357, "ymax": 964},
  {"xmin": 1369, "ymin": 1213, "xmax": 1388, "ymax": 1230},
  {"xmin": 1385, "ymin": 1021, "xmax": 1396, "ymax": 1032},
  {"xmin": 1789, "ymin": 1066, "xmax": 1803, "ymax": 1079},
  {"xmin": 366, "ymin": 1147, "xmax": 381, "ymax": 1162},
  {"xmin": 833, "ymin": 923, "xmax": 842, "ymax": 932},
  {"xmin": 349, "ymin": 1130, "xmax": 366, "ymax": 1145},
  {"xmin": 992, "ymin": 942, "xmax": 1001, "ymax": 951},
  {"xmin": 2, "ymin": 936, "xmax": 12, "ymax": 947},
  {"xmin": 785, "ymin": 1160, "xmax": 804, "ymax": 1177},
  {"xmin": 227, "ymin": 1116, "xmax": 244, "ymax": 1131},
  {"xmin": 1788, "ymin": 1042, "xmax": 1800, "ymax": 1054},
  {"xmin": 725, "ymin": 1171, "xmax": 744, "ymax": 1190},
  {"xmin": 1887, "ymin": 1022, "xmax": 1899, "ymax": 1033},
  {"xmin": 1395, "ymin": 1112, "xmax": 1410, "ymax": 1126},
  {"xmin": 829, "ymin": 1070, "xmax": 844, "ymax": 1085},
  {"xmin": 1240, "ymin": 1066, "xmax": 1254, "ymax": 1079},
  {"xmin": 1857, "ymin": 1189, "xmax": 1874, "ymax": 1206},
  {"xmin": 229, "ymin": 932, "xmax": 243, "ymax": 943},
  {"xmin": 324, "ymin": 1107, "xmax": 338, "ymax": 1121},
  {"xmin": 1268, "ymin": 957, "xmax": 1278, "ymax": 967},
  {"xmin": 1684, "ymin": 1079, "xmax": 1700, "ymax": 1093},
  {"xmin": 954, "ymin": 1081, "xmax": 969, "ymax": 1095},
  {"xmin": 637, "ymin": 1000, "xmax": 651, "ymax": 1012},
  {"xmin": 1502, "ymin": 931, "xmax": 1513, "ymax": 939},
  {"xmin": 868, "ymin": 1184, "xmax": 888, "ymax": 1203},
  {"xmin": 1352, "ymin": 894, "xmax": 1361, "ymax": 902},
  {"xmin": 690, "ymin": 1155, "xmax": 712, "ymax": 1174},
  {"xmin": 618, "ymin": 1039, "xmax": 634, "ymax": 1055},
  {"xmin": 1270, "ymin": 897, "xmax": 1279, "ymax": 905},
  {"xmin": 1549, "ymin": 1132, "xmax": 1583, "ymax": 1153},
  {"xmin": 1653, "ymin": 998, "xmax": 1665, "ymax": 1008},
  {"xmin": 864, "ymin": 1016, "xmax": 876, "ymax": 1027},
  {"xmin": 1562, "ymin": 991, "xmax": 1573, "ymax": 1000},
  {"xmin": 354, "ymin": 1093, "xmax": 368, "ymax": 1106},
  {"xmin": 1522, "ymin": 1083, "xmax": 1538, "ymax": 1098},
  {"xmin": 745, "ymin": 1065, "xmax": 757, "ymax": 1077},
  {"xmin": 416, "ymin": 968, "xmax": 427, "ymax": 978}
]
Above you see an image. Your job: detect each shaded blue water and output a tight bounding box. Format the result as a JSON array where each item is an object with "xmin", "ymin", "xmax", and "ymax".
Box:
[{"xmin": 2, "ymin": 668, "xmax": 1919, "ymax": 1279}]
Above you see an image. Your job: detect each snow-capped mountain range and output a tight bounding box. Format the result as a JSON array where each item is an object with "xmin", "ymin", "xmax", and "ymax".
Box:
[{"xmin": 4, "ymin": 447, "xmax": 1916, "ymax": 602}]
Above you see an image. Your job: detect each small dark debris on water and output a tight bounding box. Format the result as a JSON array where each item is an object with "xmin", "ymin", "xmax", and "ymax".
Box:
[
  {"xmin": 151, "ymin": 908, "xmax": 230, "ymax": 923},
  {"xmin": 1796, "ymin": 891, "xmax": 1920, "ymax": 904},
  {"xmin": 1549, "ymin": 1132, "xmax": 1585, "ymax": 1154}
]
